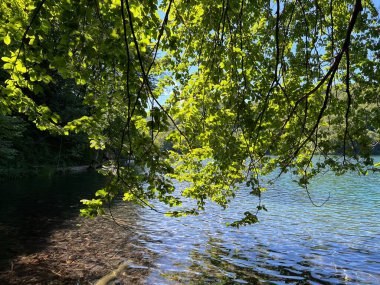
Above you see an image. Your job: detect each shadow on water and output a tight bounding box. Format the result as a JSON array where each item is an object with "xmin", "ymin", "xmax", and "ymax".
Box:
[
  {"xmin": 159, "ymin": 236, "xmax": 262, "ymax": 285},
  {"xmin": 158, "ymin": 236, "xmax": 336, "ymax": 285},
  {"xmin": 1, "ymin": 161, "xmax": 379, "ymax": 284},
  {"xmin": 0, "ymin": 171, "xmax": 105, "ymax": 270}
]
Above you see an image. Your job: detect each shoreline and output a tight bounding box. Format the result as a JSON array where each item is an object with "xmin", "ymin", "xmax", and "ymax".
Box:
[{"xmin": 0, "ymin": 164, "xmax": 99, "ymax": 181}]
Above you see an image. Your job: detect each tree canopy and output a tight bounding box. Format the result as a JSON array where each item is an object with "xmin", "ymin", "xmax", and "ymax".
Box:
[{"xmin": 1, "ymin": 0, "xmax": 380, "ymax": 224}]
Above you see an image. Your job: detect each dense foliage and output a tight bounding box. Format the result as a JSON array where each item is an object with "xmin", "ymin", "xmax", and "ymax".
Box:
[
  {"xmin": 0, "ymin": 57, "xmax": 96, "ymax": 177},
  {"xmin": 1, "ymin": 0, "xmax": 379, "ymax": 223}
]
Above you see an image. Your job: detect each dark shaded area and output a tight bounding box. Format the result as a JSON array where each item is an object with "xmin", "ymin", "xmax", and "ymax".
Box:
[
  {"xmin": 0, "ymin": 114, "xmax": 99, "ymax": 179},
  {"xmin": 0, "ymin": 214, "xmax": 153, "ymax": 285},
  {"xmin": 1, "ymin": 259, "xmax": 84, "ymax": 285},
  {"xmin": 0, "ymin": 172, "xmax": 154, "ymax": 285},
  {"xmin": 0, "ymin": 69, "xmax": 99, "ymax": 179},
  {"xmin": 373, "ymin": 144, "xmax": 380, "ymax": 155},
  {"xmin": 0, "ymin": 171, "xmax": 105, "ymax": 270}
]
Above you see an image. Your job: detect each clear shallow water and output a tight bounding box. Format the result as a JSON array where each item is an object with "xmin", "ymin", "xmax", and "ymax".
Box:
[
  {"xmin": 0, "ymin": 171, "xmax": 105, "ymax": 267},
  {"xmin": 1, "ymin": 164, "xmax": 379, "ymax": 284},
  {"xmin": 116, "ymin": 163, "xmax": 380, "ymax": 284}
]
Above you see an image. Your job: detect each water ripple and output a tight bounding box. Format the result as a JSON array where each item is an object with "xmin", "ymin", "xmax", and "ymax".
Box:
[{"xmin": 118, "ymin": 167, "xmax": 380, "ymax": 284}]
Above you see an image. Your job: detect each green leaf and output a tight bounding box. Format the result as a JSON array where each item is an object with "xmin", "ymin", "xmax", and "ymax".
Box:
[
  {"xmin": 1, "ymin": 57, "xmax": 12, "ymax": 62},
  {"xmin": 95, "ymin": 188, "xmax": 108, "ymax": 198},
  {"xmin": 4, "ymin": 34, "xmax": 11, "ymax": 45}
]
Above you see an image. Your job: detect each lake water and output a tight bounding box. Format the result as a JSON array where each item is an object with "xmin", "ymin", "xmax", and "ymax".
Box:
[
  {"xmin": 0, "ymin": 171, "xmax": 105, "ymax": 268},
  {"xmin": 1, "ymin": 162, "xmax": 379, "ymax": 284},
  {"xmin": 118, "ymin": 163, "xmax": 380, "ymax": 285}
]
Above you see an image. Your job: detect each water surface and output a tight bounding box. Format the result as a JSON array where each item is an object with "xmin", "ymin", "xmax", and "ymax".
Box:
[
  {"xmin": 118, "ymin": 163, "xmax": 380, "ymax": 284},
  {"xmin": 0, "ymin": 171, "xmax": 105, "ymax": 268},
  {"xmin": 1, "ymin": 164, "xmax": 379, "ymax": 284}
]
